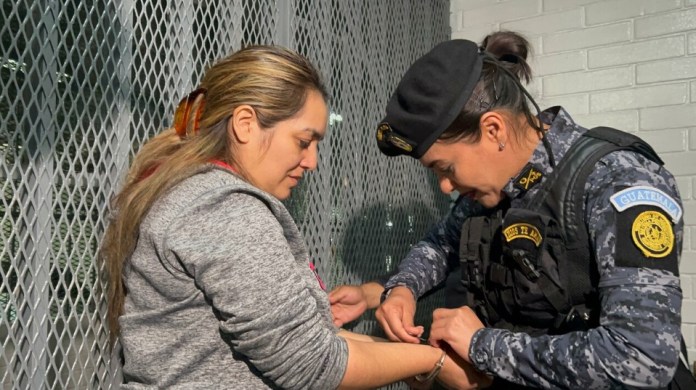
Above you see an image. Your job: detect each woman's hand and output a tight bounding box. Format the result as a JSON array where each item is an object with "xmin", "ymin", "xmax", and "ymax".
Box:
[
  {"xmin": 329, "ymin": 282, "xmax": 385, "ymax": 327},
  {"xmin": 428, "ymin": 306, "xmax": 485, "ymax": 363},
  {"xmin": 329, "ymin": 285, "xmax": 369, "ymax": 327}
]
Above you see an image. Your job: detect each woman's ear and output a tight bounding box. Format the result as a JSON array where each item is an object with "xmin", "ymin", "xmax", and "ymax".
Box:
[
  {"xmin": 228, "ymin": 105, "xmax": 257, "ymax": 144},
  {"xmin": 479, "ymin": 111, "xmax": 507, "ymax": 146}
]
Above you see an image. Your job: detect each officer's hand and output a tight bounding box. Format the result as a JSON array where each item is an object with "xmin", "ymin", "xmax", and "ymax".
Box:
[
  {"xmin": 437, "ymin": 347, "xmax": 492, "ymax": 389},
  {"xmin": 375, "ymin": 286, "xmax": 423, "ymax": 343},
  {"xmin": 329, "ymin": 285, "xmax": 368, "ymax": 327},
  {"xmin": 428, "ymin": 306, "xmax": 485, "ymax": 363}
]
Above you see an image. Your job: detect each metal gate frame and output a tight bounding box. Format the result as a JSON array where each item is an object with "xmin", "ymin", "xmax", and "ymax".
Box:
[{"xmin": 0, "ymin": 1, "xmax": 450, "ymax": 388}]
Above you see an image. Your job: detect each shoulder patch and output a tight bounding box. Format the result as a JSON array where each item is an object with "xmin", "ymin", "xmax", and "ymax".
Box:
[
  {"xmin": 632, "ymin": 210, "xmax": 674, "ymax": 258},
  {"xmin": 615, "ymin": 205, "xmax": 679, "ymax": 275},
  {"xmin": 609, "ymin": 185, "xmax": 682, "ymax": 222}
]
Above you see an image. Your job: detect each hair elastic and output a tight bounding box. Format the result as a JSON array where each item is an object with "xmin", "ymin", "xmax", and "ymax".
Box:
[{"xmin": 173, "ymin": 88, "xmax": 207, "ymax": 138}]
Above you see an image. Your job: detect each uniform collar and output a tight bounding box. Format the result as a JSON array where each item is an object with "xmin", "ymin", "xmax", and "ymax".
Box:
[{"xmin": 501, "ymin": 106, "xmax": 583, "ymax": 200}]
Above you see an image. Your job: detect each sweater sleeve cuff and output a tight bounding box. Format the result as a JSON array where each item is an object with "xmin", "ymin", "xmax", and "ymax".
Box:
[
  {"xmin": 469, "ymin": 327, "xmax": 505, "ymax": 373},
  {"xmin": 324, "ymin": 336, "xmax": 349, "ymax": 390}
]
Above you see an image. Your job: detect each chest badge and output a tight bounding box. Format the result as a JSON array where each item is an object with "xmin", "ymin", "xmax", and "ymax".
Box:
[
  {"xmin": 513, "ymin": 164, "xmax": 543, "ymax": 192},
  {"xmin": 503, "ymin": 223, "xmax": 542, "ymax": 247},
  {"xmin": 631, "ymin": 211, "xmax": 674, "ymax": 258}
]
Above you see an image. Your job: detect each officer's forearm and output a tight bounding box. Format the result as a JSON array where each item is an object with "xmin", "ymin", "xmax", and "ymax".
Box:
[{"xmin": 469, "ymin": 282, "xmax": 681, "ymax": 388}]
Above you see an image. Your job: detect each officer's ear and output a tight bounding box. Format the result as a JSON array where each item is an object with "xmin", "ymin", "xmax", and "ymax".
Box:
[{"xmin": 479, "ymin": 111, "xmax": 508, "ymax": 148}]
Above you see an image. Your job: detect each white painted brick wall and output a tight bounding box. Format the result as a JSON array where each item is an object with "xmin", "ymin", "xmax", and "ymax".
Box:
[
  {"xmin": 634, "ymin": 8, "xmax": 696, "ymax": 38},
  {"xmin": 535, "ymin": 51, "xmax": 586, "ymax": 75},
  {"xmin": 641, "ymin": 104, "xmax": 696, "ymax": 130},
  {"xmin": 573, "ymin": 109, "xmax": 639, "ymax": 130},
  {"xmin": 585, "ymin": 0, "xmax": 681, "ymax": 25},
  {"xmin": 637, "ymin": 57, "xmax": 696, "ymax": 84},
  {"xmin": 636, "ymin": 128, "xmax": 688, "ymax": 153},
  {"xmin": 590, "ymin": 84, "xmax": 688, "ymax": 112},
  {"xmin": 689, "ymin": 32, "xmax": 696, "ymax": 53},
  {"xmin": 543, "ymin": 66, "xmax": 634, "ymax": 95},
  {"xmin": 544, "ymin": 22, "xmax": 631, "ymax": 53},
  {"xmin": 452, "ymin": 0, "xmax": 696, "ymax": 374}
]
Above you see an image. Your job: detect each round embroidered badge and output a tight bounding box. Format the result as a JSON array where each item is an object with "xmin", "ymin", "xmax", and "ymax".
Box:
[{"xmin": 631, "ymin": 210, "xmax": 674, "ymax": 258}]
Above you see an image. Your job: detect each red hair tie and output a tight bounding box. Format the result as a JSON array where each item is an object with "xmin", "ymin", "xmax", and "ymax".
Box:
[{"xmin": 173, "ymin": 88, "xmax": 207, "ymax": 138}]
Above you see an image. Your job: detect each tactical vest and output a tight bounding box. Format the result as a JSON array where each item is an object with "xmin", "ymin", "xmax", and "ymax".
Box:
[
  {"xmin": 453, "ymin": 127, "xmax": 663, "ymax": 335},
  {"xmin": 449, "ymin": 127, "xmax": 696, "ymax": 389}
]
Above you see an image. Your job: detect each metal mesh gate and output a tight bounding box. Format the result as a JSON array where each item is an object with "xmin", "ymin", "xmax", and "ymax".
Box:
[{"xmin": 0, "ymin": 1, "xmax": 451, "ymax": 388}]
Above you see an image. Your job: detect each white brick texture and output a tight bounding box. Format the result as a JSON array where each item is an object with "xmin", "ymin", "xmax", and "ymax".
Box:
[
  {"xmin": 535, "ymin": 51, "xmax": 586, "ymax": 75},
  {"xmin": 590, "ymin": 83, "xmax": 688, "ymax": 112},
  {"xmin": 544, "ymin": 22, "xmax": 631, "ymax": 53},
  {"xmin": 686, "ymin": 201, "xmax": 696, "ymax": 227},
  {"xmin": 641, "ymin": 104, "xmax": 696, "ymax": 130},
  {"xmin": 543, "ymin": 0, "xmax": 601, "ymax": 13},
  {"xmin": 684, "ymin": 275, "xmax": 694, "ymax": 300},
  {"xmin": 676, "ymin": 176, "xmax": 692, "ymax": 199},
  {"xmin": 538, "ymin": 93, "xmax": 589, "ymax": 115},
  {"xmin": 635, "ymin": 128, "xmax": 688, "ymax": 153},
  {"xmin": 462, "ymin": 0, "xmax": 540, "ymax": 28},
  {"xmin": 588, "ymin": 36, "xmax": 684, "ymax": 68},
  {"xmin": 634, "ymin": 8, "xmax": 696, "ymax": 38},
  {"xmin": 585, "ymin": 0, "xmax": 681, "ymax": 26},
  {"xmin": 543, "ymin": 66, "xmax": 633, "ymax": 96},
  {"xmin": 501, "ymin": 8, "xmax": 583, "ymax": 35},
  {"xmin": 452, "ymin": 0, "xmax": 696, "ymax": 369},
  {"xmin": 573, "ymin": 109, "xmax": 639, "ymax": 130},
  {"xmin": 637, "ymin": 57, "xmax": 696, "ymax": 84},
  {"xmin": 681, "ymin": 251, "xmax": 696, "ymax": 274}
]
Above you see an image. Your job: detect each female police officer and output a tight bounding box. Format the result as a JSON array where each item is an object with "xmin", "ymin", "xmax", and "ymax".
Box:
[{"xmin": 330, "ymin": 31, "xmax": 694, "ymax": 388}]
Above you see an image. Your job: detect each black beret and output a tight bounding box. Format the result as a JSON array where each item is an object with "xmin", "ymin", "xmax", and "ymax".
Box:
[{"xmin": 376, "ymin": 39, "xmax": 483, "ymax": 158}]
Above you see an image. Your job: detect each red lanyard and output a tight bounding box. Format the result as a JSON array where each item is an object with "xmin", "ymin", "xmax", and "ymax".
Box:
[
  {"xmin": 309, "ymin": 262, "xmax": 326, "ymax": 291},
  {"xmin": 210, "ymin": 159, "xmax": 238, "ymax": 173}
]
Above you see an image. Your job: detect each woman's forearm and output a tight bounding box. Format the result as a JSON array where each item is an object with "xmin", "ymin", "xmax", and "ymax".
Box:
[
  {"xmin": 361, "ymin": 281, "xmax": 385, "ymax": 310},
  {"xmin": 338, "ymin": 338, "xmax": 441, "ymax": 389},
  {"xmin": 337, "ymin": 329, "xmax": 385, "ymax": 343}
]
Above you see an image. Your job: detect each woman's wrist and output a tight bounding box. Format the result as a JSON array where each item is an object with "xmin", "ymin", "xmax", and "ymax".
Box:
[
  {"xmin": 360, "ymin": 282, "xmax": 384, "ymax": 309},
  {"xmin": 414, "ymin": 348, "xmax": 446, "ymax": 383}
]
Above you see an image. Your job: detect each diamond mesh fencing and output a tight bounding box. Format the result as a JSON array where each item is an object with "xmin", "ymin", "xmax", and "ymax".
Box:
[{"xmin": 0, "ymin": 1, "xmax": 450, "ymax": 388}]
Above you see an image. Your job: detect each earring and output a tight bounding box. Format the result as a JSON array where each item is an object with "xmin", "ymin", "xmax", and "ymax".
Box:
[{"xmin": 498, "ymin": 141, "xmax": 505, "ymax": 151}]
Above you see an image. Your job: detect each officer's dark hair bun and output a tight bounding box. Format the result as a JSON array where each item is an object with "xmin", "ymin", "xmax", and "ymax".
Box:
[
  {"xmin": 481, "ymin": 31, "xmax": 532, "ymax": 83},
  {"xmin": 439, "ymin": 31, "xmax": 538, "ymax": 145}
]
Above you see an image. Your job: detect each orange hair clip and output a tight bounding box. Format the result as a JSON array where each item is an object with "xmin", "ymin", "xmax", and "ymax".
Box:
[{"xmin": 173, "ymin": 88, "xmax": 207, "ymax": 138}]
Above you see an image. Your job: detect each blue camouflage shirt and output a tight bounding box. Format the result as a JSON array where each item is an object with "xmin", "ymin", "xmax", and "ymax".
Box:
[{"xmin": 384, "ymin": 106, "xmax": 684, "ymax": 388}]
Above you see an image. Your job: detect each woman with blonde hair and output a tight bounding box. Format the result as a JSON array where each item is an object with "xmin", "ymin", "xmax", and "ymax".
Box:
[{"xmin": 100, "ymin": 45, "xmax": 490, "ymax": 389}]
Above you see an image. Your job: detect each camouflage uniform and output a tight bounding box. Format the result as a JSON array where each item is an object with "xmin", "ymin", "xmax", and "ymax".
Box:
[{"xmin": 384, "ymin": 106, "xmax": 684, "ymax": 388}]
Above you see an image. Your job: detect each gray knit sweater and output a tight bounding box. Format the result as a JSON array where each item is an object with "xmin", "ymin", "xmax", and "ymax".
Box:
[{"xmin": 119, "ymin": 166, "xmax": 349, "ymax": 389}]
